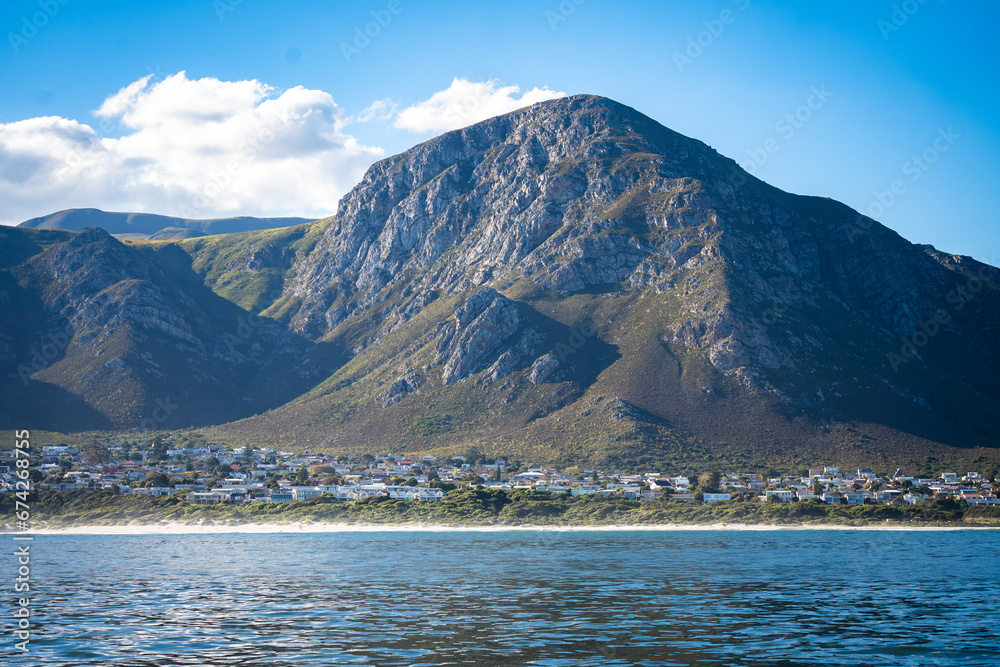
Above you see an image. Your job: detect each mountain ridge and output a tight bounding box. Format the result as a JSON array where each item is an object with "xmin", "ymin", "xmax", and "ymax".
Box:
[{"xmin": 17, "ymin": 207, "xmax": 316, "ymax": 240}]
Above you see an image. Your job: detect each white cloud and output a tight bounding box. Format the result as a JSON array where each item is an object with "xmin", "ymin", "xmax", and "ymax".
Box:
[
  {"xmin": 353, "ymin": 98, "xmax": 398, "ymax": 124},
  {"xmin": 0, "ymin": 72, "xmax": 384, "ymax": 224},
  {"xmin": 0, "ymin": 75, "xmax": 565, "ymax": 226},
  {"xmin": 394, "ymin": 78, "xmax": 566, "ymax": 134}
]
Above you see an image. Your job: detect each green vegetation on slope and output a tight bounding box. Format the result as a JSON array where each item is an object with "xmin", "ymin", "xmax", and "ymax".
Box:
[{"xmin": 170, "ymin": 219, "xmax": 330, "ymax": 313}]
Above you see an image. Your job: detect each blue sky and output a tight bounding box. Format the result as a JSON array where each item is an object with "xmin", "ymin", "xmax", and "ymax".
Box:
[{"xmin": 1, "ymin": 0, "xmax": 997, "ymax": 264}]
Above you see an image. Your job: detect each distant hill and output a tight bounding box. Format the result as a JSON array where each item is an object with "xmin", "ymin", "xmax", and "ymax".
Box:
[{"xmin": 17, "ymin": 208, "xmax": 316, "ymax": 239}]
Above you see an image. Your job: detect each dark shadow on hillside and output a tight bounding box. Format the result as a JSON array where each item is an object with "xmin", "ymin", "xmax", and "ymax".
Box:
[
  {"xmin": 522, "ymin": 308, "xmax": 621, "ymax": 389},
  {"xmin": 0, "ymin": 235, "xmax": 349, "ymax": 433},
  {"xmin": 0, "ymin": 228, "xmax": 77, "ymax": 269},
  {"xmin": 0, "ymin": 380, "xmax": 113, "ymax": 432},
  {"xmin": 133, "ymin": 243, "xmax": 352, "ymax": 429}
]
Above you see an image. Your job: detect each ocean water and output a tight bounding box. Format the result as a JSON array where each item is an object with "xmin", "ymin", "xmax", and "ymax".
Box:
[{"xmin": 6, "ymin": 529, "xmax": 1000, "ymax": 666}]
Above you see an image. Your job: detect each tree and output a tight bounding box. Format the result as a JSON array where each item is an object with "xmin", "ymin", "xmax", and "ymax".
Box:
[
  {"xmin": 295, "ymin": 466, "xmax": 308, "ymax": 485},
  {"xmin": 703, "ymin": 468, "xmax": 721, "ymax": 493},
  {"xmin": 145, "ymin": 472, "xmax": 169, "ymax": 487},
  {"xmin": 149, "ymin": 443, "xmax": 169, "ymax": 462},
  {"xmin": 243, "ymin": 444, "xmax": 254, "ymax": 463},
  {"xmin": 929, "ymin": 494, "xmax": 963, "ymax": 512},
  {"xmin": 81, "ymin": 444, "xmax": 110, "ymax": 467}
]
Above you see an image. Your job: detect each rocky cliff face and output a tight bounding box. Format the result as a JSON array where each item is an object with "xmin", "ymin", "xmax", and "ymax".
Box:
[
  {"xmin": 280, "ymin": 95, "xmax": 996, "ymax": 401},
  {"xmin": 31, "ymin": 228, "xmax": 203, "ymax": 352},
  {"xmin": 288, "ymin": 96, "xmax": 728, "ymax": 335},
  {"xmin": 3, "ymin": 95, "xmax": 999, "ymax": 469}
]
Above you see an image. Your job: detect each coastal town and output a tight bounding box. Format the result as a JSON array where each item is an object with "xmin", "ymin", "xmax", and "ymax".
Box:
[{"xmin": 2, "ymin": 440, "xmax": 998, "ymax": 508}]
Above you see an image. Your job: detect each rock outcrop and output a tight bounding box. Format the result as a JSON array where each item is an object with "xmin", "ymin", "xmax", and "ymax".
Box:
[{"xmin": 436, "ymin": 287, "xmax": 523, "ymax": 385}]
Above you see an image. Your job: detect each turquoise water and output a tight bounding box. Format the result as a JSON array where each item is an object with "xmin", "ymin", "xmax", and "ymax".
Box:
[{"xmin": 6, "ymin": 529, "xmax": 1000, "ymax": 666}]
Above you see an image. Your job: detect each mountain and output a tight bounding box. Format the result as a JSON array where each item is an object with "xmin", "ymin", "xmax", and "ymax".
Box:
[
  {"xmin": 0, "ymin": 223, "xmax": 344, "ymax": 433},
  {"xmin": 2, "ymin": 95, "xmax": 998, "ymax": 473},
  {"xmin": 17, "ymin": 208, "xmax": 315, "ymax": 240}
]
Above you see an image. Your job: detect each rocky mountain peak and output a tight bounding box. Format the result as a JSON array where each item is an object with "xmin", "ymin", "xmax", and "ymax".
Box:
[
  {"xmin": 3, "ymin": 96, "xmax": 998, "ymax": 470},
  {"xmin": 286, "ymin": 95, "xmax": 730, "ymax": 336}
]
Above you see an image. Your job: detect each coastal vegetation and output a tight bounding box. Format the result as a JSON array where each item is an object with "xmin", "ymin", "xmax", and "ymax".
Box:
[{"xmin": 9, "ymin": 488, "xmax": 999, "ymax": 529}]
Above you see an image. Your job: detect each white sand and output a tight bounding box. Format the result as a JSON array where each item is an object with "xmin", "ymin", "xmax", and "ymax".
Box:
[{"xmin": 23, "ymin": 521, "xmax": 995, "ymax": 535}]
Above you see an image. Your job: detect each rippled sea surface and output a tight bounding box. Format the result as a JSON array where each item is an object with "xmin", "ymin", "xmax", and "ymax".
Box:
[{"xmin": 9, "ymin": 529, "xmax": 1000, "ymax": 666}]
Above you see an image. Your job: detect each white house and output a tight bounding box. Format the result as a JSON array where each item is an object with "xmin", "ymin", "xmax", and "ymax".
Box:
[
  {"xmin": 291, "ymin": 487, "xmax": 324, "ymax": 501},
  {"xmin": 269, "ymin": 491, "xmax": 294, "ymax": 503},
  {"xmin": 131, "ymin": 486, "xmax": 179, "ymax": 497},
  {"xmin": 188, "ymin": 492, "xmax": 223, "ymax": 505},
  {"xmin": 965, "ymin": 497, "xmax": 1000, "ymax": 506},
  {"xmin": 844, "ymin": 491, "xmax": 870, "ymax": 506}
]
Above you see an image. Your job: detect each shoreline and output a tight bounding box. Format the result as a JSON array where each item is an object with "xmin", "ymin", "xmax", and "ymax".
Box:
[{"xmin": 21, "ymin": 521, "xmax": 999, "ymax": 535}]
